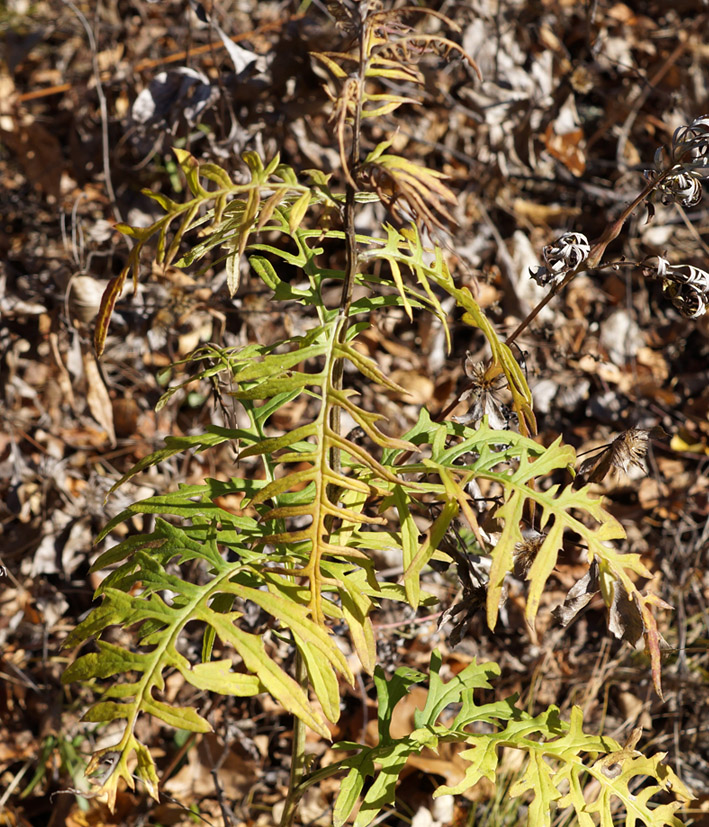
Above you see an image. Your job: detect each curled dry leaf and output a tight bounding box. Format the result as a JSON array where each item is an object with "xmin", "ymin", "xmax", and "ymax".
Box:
[
  {"xmin": 552, "ymin": 558, "xmax": 600, "ymax": 627},
  {"xmin": 438, "ymin": 546, "xmax": 488, "ymax": 648},
  {"xmin": 553, "ymin": 560, "xmax": 644, "ymax": 644},
  {"xmin": 83, "ymin": 349, "xmax": 116, "ymax": 447},
  {"xmin": 553, "ymin": 559, "xmax": 671, "ymax": 697},
  {"xmin": 607, "ymin": 578, "xmax": 644, "ymax": 645}
]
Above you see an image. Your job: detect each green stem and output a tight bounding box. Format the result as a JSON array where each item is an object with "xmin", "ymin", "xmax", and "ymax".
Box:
[
  {"xmin": 279, "ymin": 647, "xmax": 308, "ymax": 827},
  {"xmin": 277, "ymin": 756, "xmax": 347, "ymax": 827},
  {"xmin": 283, "ymin": 26, "xmax": 371, "ymax": 827}
]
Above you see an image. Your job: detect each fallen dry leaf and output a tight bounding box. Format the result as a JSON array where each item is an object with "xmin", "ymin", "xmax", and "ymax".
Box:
[{"xmin": 82, "ymin": 349, "xmax": 116, "ymax": 447}]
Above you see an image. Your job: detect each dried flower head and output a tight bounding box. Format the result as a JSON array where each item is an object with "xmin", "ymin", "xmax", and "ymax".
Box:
[
  {"xmin": 577, "ymin": 427, "xmax": 663, "ymax": 486},
  {"xmin": 645, "ymin": 255, "xmax": 709, "ymax": 318},
  {"xmin": 670, "ymin": 113, "xmax": 709, "ymax": 169},
  {"xmin": 438, "ymin": 546, "xmax": 488, "ymax": 648},
  {"xmin": 645, "ymin": 114, "xmax": 709, "ymax": 206},
  {"xmin": 655, "ymin": 167, "xmax": 703, "ymax": 207},
  {"xmin": 513, "ymin": 530, "xmax": 545, "ymax": 578},
  {"xmin": 455, "ymin": 356, "xmax": 511, "ymax": 430},
  {"xmin": 529, "ymin": 231, "xmax": 590, "ymax": 288},
  {"xmin": 644, "ymin": 115, "xmax": 709, "ymax": 207},
  {"xmin": 325, "ymin": 0, "xmax": 380, "ymax": 29}
]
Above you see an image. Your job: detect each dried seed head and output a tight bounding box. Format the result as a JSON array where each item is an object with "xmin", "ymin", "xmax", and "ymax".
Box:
[
  {"xmin": 577, "ymin": 427, "xmax": 662, "ymax": 485},
  {"xmin": 609, "ymin": 428, "xmax": 651, "ymax": 475},
  {"xmin": 662, "ymin": 280, "xmax": 707, "ymax": 318},
  {"xmin": 644, "ymin": 256, "xmax": 709, "ymax": 318},
  {"xmin": 529, "ymin": 231, "xmax": 590, "ymax": 288},
  {"xmin": 645, "ymin": 114, "xmax": 709, "ymax": 208},
  {"xmin": 462, "ymin": 354, "xmax": 489, "ymax": 385},
  {"xmin": 513, "ymin": 530, "xmax": 545, "ymax": 578},
  {"xmin": 671, "ymin": 113, "xmax": 709, "ymax": 169},
  {"xmin": 438, "ymin": 546, "xmax": 488, "ymax": 648},
  {"xmin": 655, "ymin": 167, "xmax": 703, "ymax": 207},
  {"xmin": 325, "ymin": 0, "xmax": 374, "ymax": 30},
  {"xmin": 456, "ymin": 356, "xmax": 510, "ymax": 430}
]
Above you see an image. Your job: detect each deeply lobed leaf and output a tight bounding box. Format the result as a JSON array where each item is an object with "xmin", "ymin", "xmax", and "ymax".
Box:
[{"xmin": 324, "ymin": 651, "xmax": 690, "ymax": 827}]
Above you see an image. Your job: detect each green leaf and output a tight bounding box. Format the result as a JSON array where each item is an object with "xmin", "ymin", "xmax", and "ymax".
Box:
[
  {"xmin": 107, "ymin": 430, "xmax": 232, "ymax": 494},
  {"xmin": 402, "ymin": 497, "xmax": 458, "ymax": 609},
  {"xmin": 63, "ymin": 641, "xmax": 149, "ymax": 681},
  {"xmin": 81, "ymin": 701, "xmax": 132, "ymax": 723},
  {"xmin": 322, "ymin": 652, "xmax": 688, "ymax": 826},
  {"xmin": 373, "ymin": 664, "xmax": 426, "ymax": 745},
  {"xmin": 354, "ymin": 740, "xmax": 417, "ymax": 827},
  {"xmin": 297, "ymin": 636, "xmax": 341, "ymax": 723},
  {"xmin": 414, "ymin": 650, "xmax": 493, "ymax": 728},
  {"xmin": 250, "ymin": 254, "xmax": 281, "ymax": 289},
  {"xmin": 333, "ymin": 767, "xmax": 366, "ymax": 827},
  {"xmin": 194, "ymin": 607, "xmax": 330, "ymax": 737},
  {"xmin": 508, "ymin": 749, "xmax": 561, "ymax": 824},
  {"xmin": 140, "ymin": 697, "xmax": 211, "ymax": 732},
  {"xmin": 180, "ymin": 659, "xmax": 263, "ymax": 696},
  {"xmin": 289, "ymin": 190, "xmax": 311, "ymax": 231},
  {"xmin": 338, "ymin": 574, "xmax": 377, "ymax": 675},
  {"xmin": 389, "ymin": 413, "xmax": 630, "ymax": 634}
]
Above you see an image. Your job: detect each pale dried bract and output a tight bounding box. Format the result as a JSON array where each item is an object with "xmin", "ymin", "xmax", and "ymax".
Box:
[
  {"xmin": 644, "ymin": 255, "xmax": 709, "ymax": 319},
  {"xmin": 529, "ymin": 231, "xmax": 590, "ymax": 288}
]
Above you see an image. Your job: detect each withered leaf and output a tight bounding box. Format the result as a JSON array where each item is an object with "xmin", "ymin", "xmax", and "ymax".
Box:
[
  {"xmin": 439, "ymin": 546, "xmax": 488, "ymax": 648},
  {"xmin": 552, "ymin": 559, "xmax": 600, "ymax": 627},
  {"xmin": 555, "ymin": 560, "xmax": 670, "ymax": 698},
  {"xmin": 608, "ymin": 579, "xmax": 644, "ymax": 645},
  {"xmin": 639, "ymin": 593, "xmax": 673, "ymax": 700},
  {"xmin": 83, "ymin": 349, "xmax": 116, "ymax": 447}
]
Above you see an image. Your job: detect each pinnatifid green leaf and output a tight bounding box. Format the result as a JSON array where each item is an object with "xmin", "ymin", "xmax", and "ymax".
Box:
[{"xmin": 326, "ymin": 652, "xmax": 688, "ymax": 827}]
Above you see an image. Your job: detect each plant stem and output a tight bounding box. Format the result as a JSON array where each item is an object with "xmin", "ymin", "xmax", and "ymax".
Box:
[
  {"xmin": 283, "ymin": 24, "xmax": 370, "ymax": 827},
  {"xmin": 440, "ymin": 160, "xmax": 675, "ymax": 425},
  {"xmin": 279, "ymin": 648, "xmax": 308, "ymax": 827},
  {"xmin": 504, "ymin": 266, "xmax": 579, "ymax": 346},
  {"xmin": 505, "ymin": 172, "xmax": 671, "ymax": 346},
  {"xmin": 330, "ymin": 21, "xmax": 368, "ymax": 475},
  {"xmin": 338, "ymin": 30, "xmax": 367, "ymax": 319}
]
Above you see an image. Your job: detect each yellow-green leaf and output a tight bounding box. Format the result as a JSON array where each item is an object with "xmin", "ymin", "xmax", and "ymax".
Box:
[{"xmin": 289, "ymin": 190, "xmax": 311, "ymax": 232}]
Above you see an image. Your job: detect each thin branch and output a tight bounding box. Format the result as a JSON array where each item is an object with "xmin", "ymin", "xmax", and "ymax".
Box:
[
  {"xmin": 505, "ymin": 170, "xmax": 674, "ymax": 347},
  {"xmin": 338, "ymin": 30, "xmax": 367, "ymax": 318},
  {"xmin": 330, "ymin": 21, "xmax": 368, "ymax": 479},
  {"xmin": 61, "ymin": 0, "xmax": 122, "ymax": 228},
  {"xmin": 279, "ymin": 649, "xmax": 309, "ymax": 827}
]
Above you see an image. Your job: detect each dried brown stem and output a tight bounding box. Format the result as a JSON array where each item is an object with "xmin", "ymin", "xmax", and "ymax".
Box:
[{"xmin": 505, "ymin": 169, "xmax": 676, "ymax": 347}]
